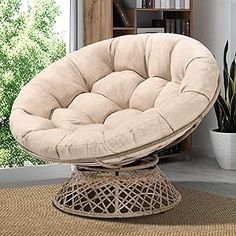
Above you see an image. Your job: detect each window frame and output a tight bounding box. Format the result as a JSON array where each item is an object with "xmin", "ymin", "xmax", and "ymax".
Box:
[{"xmin": 0, "ymin": 0, "xmax": 83, "ymax": 186}]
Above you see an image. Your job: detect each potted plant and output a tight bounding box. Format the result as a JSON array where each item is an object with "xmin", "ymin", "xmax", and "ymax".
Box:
[{"xmin": 211, "ymin": 41, "xmax": 236, "ymax": 170}]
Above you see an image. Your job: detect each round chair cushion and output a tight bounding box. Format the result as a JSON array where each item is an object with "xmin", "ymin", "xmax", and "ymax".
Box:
[{"xmin": 10, "ymin": 34, "xmax": 220, "ymax": 165}]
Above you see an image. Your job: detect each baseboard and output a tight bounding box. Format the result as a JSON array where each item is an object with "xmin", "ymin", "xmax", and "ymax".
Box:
[
  {"xmin": 0, "ymin": 164, "xmax": 71, "ymax": 185},
  {"xmin": 192, "ymin": 145, "xmax": 216, "ymax": 158}
]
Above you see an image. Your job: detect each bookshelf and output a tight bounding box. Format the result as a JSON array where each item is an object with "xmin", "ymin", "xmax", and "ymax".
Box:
[
  {"xmin": 84, "ymin": 0, "xmax": 193, "ymax": 44},
  {"xmin": 84, "ymin": 0, "xmax": 193, "ymax": 158}
]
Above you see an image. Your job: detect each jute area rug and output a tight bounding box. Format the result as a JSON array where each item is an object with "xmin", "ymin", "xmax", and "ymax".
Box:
[{"xmin": 0, "ymin": 184, "xmax": 236, "ymax": 236}]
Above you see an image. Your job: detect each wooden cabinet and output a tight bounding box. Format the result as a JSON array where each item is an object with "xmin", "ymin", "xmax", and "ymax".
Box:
[{"xmin": 84, "ymin": 0, "xmax": 113, "ymax": 45}]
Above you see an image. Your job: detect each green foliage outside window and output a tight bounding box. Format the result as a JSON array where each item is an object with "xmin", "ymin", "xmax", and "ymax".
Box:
[{"xmin": 0, "ymin": 0, "xmax": 66, "ymax": 167}]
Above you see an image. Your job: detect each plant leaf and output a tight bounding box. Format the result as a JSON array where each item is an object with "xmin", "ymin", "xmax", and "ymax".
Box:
[
  {"xmin": 215, "ymin": 95, "xmax": 231, "ymax": 132},
  {"xmin": 227, "ymin": 77, "xmax": 235, "ymax": 103},
  {"xmin": 230, "ymin": 53, "xmax": 236, "ymax": 81},
  {"xmin": 217, "ymin": 94, "xmax": 231, "ymax": 132},
  {"xmin": 230, "ymin": 53, "xmax": 236, "ymax": 82},
  {"xmin": 231, "ymin": 94, "xmax": 236, "ymax": 132},
  {"xmin": 218, "ymin": 94, "xmax": 230, "ymax": 118},
  {"xmin": 218, "ymin": 106, "xmax": 230, "ymax": 132},
  {"xmin": 223, "ymin": 41, "xmax": 229, "ymax": 99},
  {"xmin": 214, "ymin": 100, "xmax": 223, "ymax": 131}
]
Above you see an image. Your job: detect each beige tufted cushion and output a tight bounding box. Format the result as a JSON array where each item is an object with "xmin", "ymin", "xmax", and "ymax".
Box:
[{"xmin": 10, "ymin": 34, "xmax": 220, "ymax": 165}]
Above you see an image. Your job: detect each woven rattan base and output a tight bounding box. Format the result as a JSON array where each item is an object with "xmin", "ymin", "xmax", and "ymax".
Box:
[{"xmin": 53, "ymin": 162, "xmax": 181, "ymax": 218}]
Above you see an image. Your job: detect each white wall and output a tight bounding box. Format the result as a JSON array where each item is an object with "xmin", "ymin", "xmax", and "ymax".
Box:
[
  {"xmin": 231, "ymin": 0, "xmax": 236, "ymax": 54},
  {"xmin": 192, "ymin": 0, "xmax": 234, "ymax": 157}
]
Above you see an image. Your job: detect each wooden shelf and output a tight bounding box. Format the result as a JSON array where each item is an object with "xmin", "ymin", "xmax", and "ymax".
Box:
[
  {"xmin": 84, "ymin": 0, "xmax": 193, "ymax": 43},
  {"xmin": 135, "ymin": 8, "xmax": 191, "ymax": 12},
  {"xmin": 113, "ymin": 27, "xmax": 135, "ymax": 31}
]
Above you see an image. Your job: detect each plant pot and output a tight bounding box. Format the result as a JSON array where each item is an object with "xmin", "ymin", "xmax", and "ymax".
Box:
[{"xmin": 210, "ymin": 130, "xmax": 236, "ymax": 170}]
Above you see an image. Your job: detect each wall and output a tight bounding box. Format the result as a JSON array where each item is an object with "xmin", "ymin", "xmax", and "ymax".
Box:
[
  {"xmin": 231, "ymin": 0, "xmax": 236, "ymax": 54},
  {"xmin": 192, "ymin": 0, "xmax": 233, "ymax": 157}
]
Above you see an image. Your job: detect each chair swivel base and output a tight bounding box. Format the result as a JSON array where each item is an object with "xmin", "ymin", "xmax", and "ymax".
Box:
[{"xmin": 53, "ymin": 156, "xmax": 181, "ymax": 218}]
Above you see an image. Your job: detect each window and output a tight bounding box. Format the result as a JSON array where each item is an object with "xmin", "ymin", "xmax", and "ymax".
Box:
[{"xmin": 0, "ymin": 0, "xmax": 71, "ymax": 167}]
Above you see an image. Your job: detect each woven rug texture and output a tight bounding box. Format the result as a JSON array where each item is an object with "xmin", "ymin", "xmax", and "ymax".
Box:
[{"xmin": 0, "ymin": 184, "xmax": 236, "ymax": 236}]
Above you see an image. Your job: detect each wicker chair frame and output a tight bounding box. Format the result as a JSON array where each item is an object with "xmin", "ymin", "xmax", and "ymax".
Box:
[{"xmin": 53, "ymin": 155, "xmax": 181, "ymax": 218}]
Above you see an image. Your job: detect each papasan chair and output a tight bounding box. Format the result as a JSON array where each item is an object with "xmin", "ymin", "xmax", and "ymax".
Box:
[{"xmin": 10, "ymin": 33, "xmax": 220, "ymax": 218}]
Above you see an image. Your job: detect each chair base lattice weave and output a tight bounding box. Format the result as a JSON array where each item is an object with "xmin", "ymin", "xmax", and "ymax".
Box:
[{"xmin": 53, "ymin": 159, "xmax": 181, "ymax": 218}]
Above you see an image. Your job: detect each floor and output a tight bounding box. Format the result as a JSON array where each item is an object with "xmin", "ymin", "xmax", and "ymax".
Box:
[
  {"xmin": 1, "ymin": 155, "xmax": 236, "ymax": 198},
  {"xmin": 160, "ymin": 155, "xmax": 236, "ymax": 197}
]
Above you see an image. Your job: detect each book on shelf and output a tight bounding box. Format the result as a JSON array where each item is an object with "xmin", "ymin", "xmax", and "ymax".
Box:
[
  {"xmin": 170, "ymin": 0, "xmax": 175, "ymax": 8},
  {"xmin": 180, "ymin": 0, "xmax": 185, "ymax": 9},
  {"xmin": 137, "ymin": 27, "xmax": 165, "ymax": 34},
  {"xmin": 154, "ymin": 0, "xmax": 161, "ymax": 8},
  {"xmin": 136, "ymin": 0, "xmax": 142, "ymax": 8},
  {"xmin": 152, "ymin": 0, "xmax": 190, "ymax": 9},
  {"xmin": 165, "ymin": 19, "xmax": 190, "ymax": 36},
  {"xmin": 141, "ymin": 0, "xmax": 153, "ymax": 8},
  {"xmin": 165, "ymin": 0, "xmax": 170, "ymax": 8},
  {"xmin": 142, "ymin": 0, "xmax": 147, "ymax": 8},
  {"xmin": 175, "ymin": 0, "xmax": 180, "ymax": 9},
  {"xmin": 175, "ymin": 19, "xmax": 181, "ymax": 34},
  {"xmin": 182, "ymin": 19, "xmax": 190, "ymax": 35},
  {"xmin": 185, "ymin": 0, "xmax": 190, "ymax": 9},
  {"xmin": 160, "ymin": 0, "xmax": 165, "ymax": 8},
  {"xmin": 146, "ymin": 0, "xmax": 154, "ymax": 8},
  {"xmin": 165, "ymin": 19, "xmax": 175, "ymax": 33}
]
